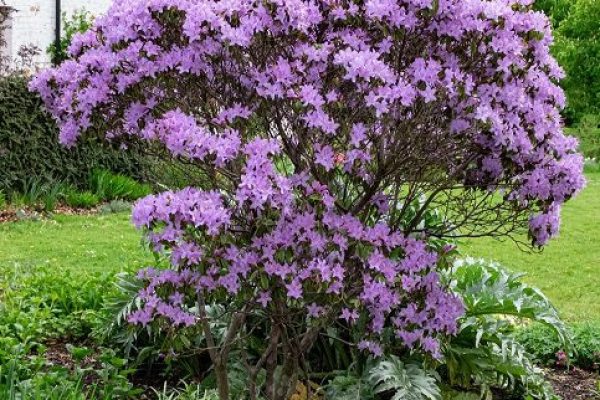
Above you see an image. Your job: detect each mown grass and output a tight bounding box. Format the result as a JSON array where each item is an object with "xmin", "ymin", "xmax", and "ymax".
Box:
[
  {"xmin": 0, "ymin": 213, "xmax": 151, "ymax": 272},
  {"xmin": 462, "ymin": 172, "xmax": 600, "ymax": 323}
]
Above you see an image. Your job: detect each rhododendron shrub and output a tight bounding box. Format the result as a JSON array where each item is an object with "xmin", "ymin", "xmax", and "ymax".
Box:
[{"xmin": 31, "ymin": 0, "xmax": 585, "ymax": 398}]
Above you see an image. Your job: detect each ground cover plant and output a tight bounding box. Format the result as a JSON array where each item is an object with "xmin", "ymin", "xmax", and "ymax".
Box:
[
  {"xmin": 0, "ymin": 214, "xmax": 152, "ymax": 398},
  {"xmin": 29, "ymin": 0, "xmax": 588, "ymax": 398},
  {"xmin": 0, "ymin": 262, "xmax": 144, "ymax": 399}
]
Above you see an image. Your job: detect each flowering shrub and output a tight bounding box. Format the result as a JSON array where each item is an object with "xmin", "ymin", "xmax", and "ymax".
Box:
[{"xmin": 31, "ymin": 0, "xmax": 584, "ymax": 398}]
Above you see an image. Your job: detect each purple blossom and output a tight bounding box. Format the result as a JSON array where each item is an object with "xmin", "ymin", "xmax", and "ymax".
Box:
[
  {"xmin": 340, "ymin": 308, "xmax": 359, "ymax": 324},
  {"xmin": 31, "ymin": 0, "xmax": 585, "ymax": 361}
]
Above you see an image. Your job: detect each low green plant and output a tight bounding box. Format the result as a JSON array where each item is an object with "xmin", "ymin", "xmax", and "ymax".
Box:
[
  {"xmin": 370, "ymin": 356, "xmax": 441, "ymax": 400},
  {"xmin": 18, "ymin": 177, "xmax": 46, "ymax": 208},
  {"xmin": 1, "ymin": 180, "xmax": 65, "ymax": 212},
  {"xmin": 440, "ymin": 258, "xmax": 567, "ymax": 400},
  {"xmin": 90, "ymin": 169, "xmax": 152, "ymax": 201},
  {"xmin": 325, "ymin": 357, "xmax": 440, "ymax": 400},
  {"xmin": 572, "ymin": 324, "xmax": 600, "ymax": 370},
  {"xmin": 99, "ymin": 200, "xmax": 132, "ymax": 215},
  {"xmin": 9, "ymin": 192, "xmax": 26, "ymax": 208},
  {"xmin": 325, "ymin": 372, "xmax": 375, "ymax": 400},
  {"xmin": 64, "ymin": 190, "xmax": 101, "ymax": 209},
  {"xmin": 517, "ymin": 322, "xmax": 600, "ymax": 370},
  {"xmin": 41, "ymin": 182, "xmax": 66, "ymax": 211},
  {"xmin": 0, "ymin": 263, "xmax": 112, "ymax": 343},
  {"xmin": 0, "ymin": 263, "xmax": 142, "ymax": 399},
  {"xmin": 514, "ymin": 324, "xmax": 561, "ymax": 367},
  {"xmin": 0, "ymin": 362, "xmax": 88, "ymax": 400},
  {"xmin": 154, "ymin": 384, "xmax": 219, "ymax": 400},
  {"xmin": 0, "ymin": 352, "xmax": 140, "ymax": 400}
]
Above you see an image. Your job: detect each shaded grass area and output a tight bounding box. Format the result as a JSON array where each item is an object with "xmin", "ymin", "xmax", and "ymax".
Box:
[
  {"xmin": 462, "ymin": 172, "xmax": 600, "ymax": 322},
  {"xmin": 0, "ymin": 212, "xmax": 152, "ymax": 272}
]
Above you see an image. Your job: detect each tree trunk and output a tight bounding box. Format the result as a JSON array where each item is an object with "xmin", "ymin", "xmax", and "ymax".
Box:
[{"xmin": 215, "ymin": 358, "xmax": 230, "ymax": 400}]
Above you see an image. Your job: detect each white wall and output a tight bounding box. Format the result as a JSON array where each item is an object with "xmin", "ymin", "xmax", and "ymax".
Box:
[
  {"xmin": 0, "ymin": 7, "xmax": 14, "ymax": 61},
  {"xmin": 4, "ymin": 0, "xmax": 113, "ymax": 66}
]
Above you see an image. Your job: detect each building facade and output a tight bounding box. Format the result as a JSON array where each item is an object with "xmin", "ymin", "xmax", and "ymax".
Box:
[{"xmin": 1, "ymin": 0, "xmax": 112, "ymax": 66}]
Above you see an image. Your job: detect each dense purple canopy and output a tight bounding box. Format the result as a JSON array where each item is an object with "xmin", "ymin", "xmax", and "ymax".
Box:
[{"xmin": 31, "ymin": 0, "xmax": 584, "ymax": 359}]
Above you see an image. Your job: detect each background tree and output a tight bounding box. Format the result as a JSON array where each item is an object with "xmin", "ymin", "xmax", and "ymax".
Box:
[
  {"xmin": 534, "ymin": 0, "xmax": 573, "ymax": 28},
  {"xmin": 47, "ymin": 9, "xmax": 95, "ymax": 65},
  {"xmin": 535, "ymin": 0, "xmax": 599, "ymax": 124},
  {"xmin": 554, "ymin": 0, "xmax": 600, "ymax": 123}
]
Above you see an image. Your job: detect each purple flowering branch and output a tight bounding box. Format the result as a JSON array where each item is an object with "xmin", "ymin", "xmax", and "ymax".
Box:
[{"xmin": 31, "ymin": 0, "xmax": 586, "ymax": 398}]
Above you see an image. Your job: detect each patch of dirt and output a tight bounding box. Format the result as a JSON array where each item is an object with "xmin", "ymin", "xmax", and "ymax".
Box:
[
  {"xmin": 51, "ymin": 206, "xmax": 101, "ymax": 216},
  {"xmin": 0, "ymin": 206, "xmax": 100, "ymax": 223},
  {"xmin": 44, "ymin": 339, "xmax": 175, "ymax": 399},
  {"xmin": 44, "ymin": 339, "xmax": 101, "ymax": 371},
  {"xmin": 0, "ymin": 209, "xmax": 18, "ymax": 223},
  {"xmin": 547, "ymin": 367, "xmax": 599, "ymax": 399}
]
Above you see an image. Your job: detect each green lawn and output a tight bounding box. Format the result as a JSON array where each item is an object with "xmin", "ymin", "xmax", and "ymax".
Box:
[
  {"xmin": 462, "ymin": 172, "xmax": 600, "ymax": 323},
  {"xmin": 0, "ymin": 175, "xmax": 598, "ymax": 323},
  {"xmin": 0, "ymin": 212, "xmax": 151, "ymax": 273}
]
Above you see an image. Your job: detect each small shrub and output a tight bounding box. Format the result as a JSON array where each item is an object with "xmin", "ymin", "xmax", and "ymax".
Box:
[
  {"xmin": 90, "ymin": 169, "xmax": 152, "ymax": 202},
  {"xmin": 40, "ymin": 182, "xmax": 66, "ymax": 212},
  {"xmin": 30, "ymin": 1, "xmax": 586, "ymax": 398},
  {"xmin": 99, "ymin": 200, "xmax": 132, "ymax": 215},
  {"xmin": 20, "ymin": 177, "xmax": 46, "ymax": 207},
  {"xmin": 64, "ymin": 190, "xmax": 100, "ymax": 209},
  {"xmin": 514, "ymin": 324, "xmax": 561, "ymax": 367},
  {"xmin": 516, "ymin": 322, "xmax": 600, "ymax": 370},
  {"xmin": 573, "ymin": 323, "xmax": 600, "ymax": 370}
]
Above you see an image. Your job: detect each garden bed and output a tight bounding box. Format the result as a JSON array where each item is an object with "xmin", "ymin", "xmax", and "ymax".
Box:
[
  {"xmin": 32, "ymin": 342, "xmax": 600, "ymax": 400},
  {"xmin": 0, "ymin": 206, "xmax": 100, "ymax": 223},
  {"xmin": 548, "ymin": 368, "xmax": 599, "ymax": 399}
]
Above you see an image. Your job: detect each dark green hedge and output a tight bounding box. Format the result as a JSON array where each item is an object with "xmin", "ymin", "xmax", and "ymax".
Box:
[{"xmin": 0, "ymin": 76, "xmax": 148, "ymax": 193}]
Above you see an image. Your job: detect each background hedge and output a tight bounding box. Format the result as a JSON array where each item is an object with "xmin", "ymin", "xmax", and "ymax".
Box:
[{"xmin": 0, "ymin": 76, "xmax": 149, "ymax": 193}]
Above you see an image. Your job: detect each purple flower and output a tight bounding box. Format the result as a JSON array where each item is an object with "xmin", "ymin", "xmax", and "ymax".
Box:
[
  {"xmin": 31, "ymin": 0, "xmax": 584, "ymax": 362},
  {"xmin": 340, "ymin": 308, "xmax": 359, "ymax": 324}
]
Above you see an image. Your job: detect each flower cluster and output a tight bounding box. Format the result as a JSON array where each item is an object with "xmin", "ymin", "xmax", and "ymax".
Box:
[
  {"xmin": 31, "ymin": 0, "xmax": 584, "ymax": 357},
  {"xmin": 130, "ymin": 181, "xmax": 463, "ymax": 357}
]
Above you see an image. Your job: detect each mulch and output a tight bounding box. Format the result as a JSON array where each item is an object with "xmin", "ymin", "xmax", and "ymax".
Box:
[
  {"xmin": 0, "ymin": 206, "xmax": 100, "ymax": 223},
  {"xmin": 547, "ymin": 367, "xmax": 600, "ymax": 399}
]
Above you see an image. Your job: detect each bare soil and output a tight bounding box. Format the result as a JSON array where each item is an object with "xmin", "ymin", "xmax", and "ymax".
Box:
[{"xmin": 547, "ymin": 367, "xmax": 599, "ymax": 399}]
